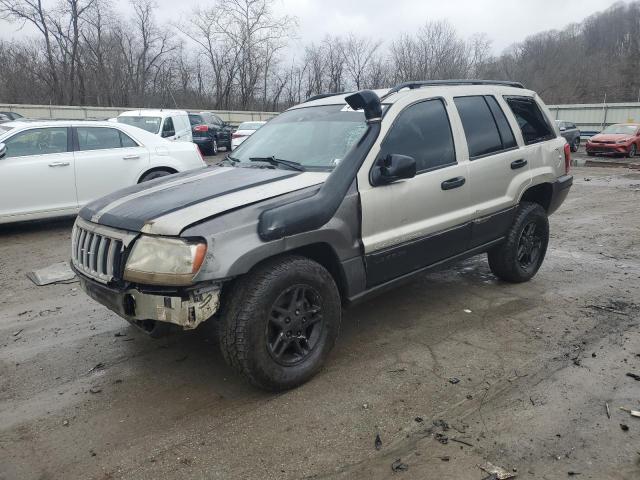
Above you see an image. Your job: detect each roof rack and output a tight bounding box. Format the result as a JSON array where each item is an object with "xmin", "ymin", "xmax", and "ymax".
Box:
[
  {"xmin": 382, "ymin": 79, "xmax": 525, "ymax": 99},
  {"xmin": 304, "ymin": 91, "xmax": 352, "ymax": 103}
]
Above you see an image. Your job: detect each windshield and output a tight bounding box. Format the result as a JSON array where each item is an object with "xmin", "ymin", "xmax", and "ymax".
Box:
[
  {"xmin": 117, "ymin": 116, "xmax": 162, "ymax": 134},
  {"xmin": 601, "ymin": 124, "xmax": 638, "ymax": 135},
  {"xmin": 230, "ymin": 105, "xmax": 367, "ymax": 170}
]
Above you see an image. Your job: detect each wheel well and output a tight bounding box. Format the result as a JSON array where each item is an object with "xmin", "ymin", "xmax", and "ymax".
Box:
[
  {"xmin": 521, "ymin": 183, "xmax": 553, "ymax": 212},
  {"xmin": 138, "ymin": 167, "xmax": 177, "ymax": 183},
  {"xmin": 288, "ymin": 243, "xmax": 346, "ymax": 301}
]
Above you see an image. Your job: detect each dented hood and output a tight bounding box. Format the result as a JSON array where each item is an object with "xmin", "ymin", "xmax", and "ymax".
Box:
[{"xmin": 79, "ymin": 166, "xmax": 328, "ymax": 235}]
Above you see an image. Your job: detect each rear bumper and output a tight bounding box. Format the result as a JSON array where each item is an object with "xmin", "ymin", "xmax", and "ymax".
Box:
[
  {"xmin": 75, "ymin": 267, "xmax": 221, "ymax": 330},
  {"xmin": 548, "ymin": 174, "xmax": 573, "ymax": 215}
]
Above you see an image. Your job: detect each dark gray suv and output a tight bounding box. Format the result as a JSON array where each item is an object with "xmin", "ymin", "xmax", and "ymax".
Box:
[{"xmin": 556, "ymin": 120, "xmax": 581, "ymax": 152}]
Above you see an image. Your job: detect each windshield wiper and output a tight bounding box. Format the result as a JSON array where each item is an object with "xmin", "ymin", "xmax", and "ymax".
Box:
[
  {"xmin": 225, "ymin": 154, "xmax": 240, "ymax": 162},
  {"xmin": 250, "ymin": 156, "xmax": 305, "ymax": 171}
]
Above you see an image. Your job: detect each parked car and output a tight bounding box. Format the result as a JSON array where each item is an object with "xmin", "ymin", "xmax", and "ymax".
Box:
[
  {"xmin": 0, "ymin": 111, "xmax": 24, "ymax": 121},
  {"xmin": 188, "ymin": 112, "xmax": 233, "ymax": 155},
  {"xmin": 72, "ymin": 80, "xmax": 571, "ymax": 391},
  {"xmin": 0, "ymin": 120, "xmax": 205, "ymax": 224},
  {"xmin": 585, "ymin": 123, "xmax": 640, "ymax": 157},
  {"xmin": 0, "ymin": 113, "xmax": 10, "ymax": 123},
  {"xmin": 117, "ymin": 109, "xmax": 193, "ymax": 143},
  {"xmin": 555, "ymin": 120, "xmax": 581, "ymax": 152},
  {"xmin": 231, "ymin": 121, "xmax": 266, "ymax": 150}
]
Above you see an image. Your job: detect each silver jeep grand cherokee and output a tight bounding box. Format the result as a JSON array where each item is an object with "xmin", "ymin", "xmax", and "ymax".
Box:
[{"xmin": 72, "ymin": 80, "xmax": 573, "ymax": 391}]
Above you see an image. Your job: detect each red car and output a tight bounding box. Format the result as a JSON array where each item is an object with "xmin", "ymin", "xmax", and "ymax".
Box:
[{"xmin": 585, "ymin": 123, "xmax": 640, "ymax": 158}]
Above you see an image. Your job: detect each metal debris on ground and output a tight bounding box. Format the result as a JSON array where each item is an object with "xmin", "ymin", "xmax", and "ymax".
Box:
[
  {"xmin": 433, "ymin": 419, "xmax": 449, "ymax": 431},
  {"xmin": 435, "ymin": 433, "xmax": 449, "ymax": 444},
  {"xmin": 374, "ymin": 433, "xmax": 382, "ymax": 451},
  {"xmin": 620, "ymin": 424, "xmax": 629, "ymax": 431},
  {"xmin": 414, "ymin": 417, "xmax": 423, "ymax": 423},
  {"xmin": 87, "ymin": 362, "xmax": 105, "ymax": 374},
  {"xmin": 391, "ymin": 459, "xmax": 409, "ymax": 472},
  {"xmin": 438, "ymin": 456, "xmax": 450, "ymax": 461},
  {"xmin": 625, "ymin": 372, "xmax": 640, "ymax": 381},
  {"xmin": 448, "ymin": 377, "xmax": 460, "ymax": 384},
  {"xmin": 26, "ymin": 261, "xmax": 76, "ymax": 286},
  {"xmin": 605, "ymin": 402, "xmax": 610, "ymax": 419},
  {"xmin": 89, "ymin": 387, "xmax": 102, "ymax": 394},
  {"xmin": 478, "ymin": 462, "xmax": 517, "ymax": 479},
  {"xmin": 12, "ymin": 329, "xmax": 23, "ymax": 337},
  {"xmin": 619, "ymin": 407, "xmax": 640, "ymax": 418}
]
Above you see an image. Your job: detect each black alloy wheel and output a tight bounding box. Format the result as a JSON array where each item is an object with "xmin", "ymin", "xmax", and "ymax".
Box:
[{"xmin": 266, "ymin": 284, "xmax": 324, "ymax": 366}]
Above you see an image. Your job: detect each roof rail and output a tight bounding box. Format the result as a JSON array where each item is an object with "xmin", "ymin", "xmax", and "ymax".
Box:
[
  {"xmin": 304, "ymin": 91, "xmax": 352, "ymax": 103},
  {"xmin": 382, "ymin": 79, "xmax": 525, "ymax": 99}
]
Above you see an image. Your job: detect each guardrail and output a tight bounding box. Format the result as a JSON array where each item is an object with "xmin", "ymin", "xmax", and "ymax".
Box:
[{"xmin": 0, "ymin": 103, "xmax": 279, "ymax": 126}]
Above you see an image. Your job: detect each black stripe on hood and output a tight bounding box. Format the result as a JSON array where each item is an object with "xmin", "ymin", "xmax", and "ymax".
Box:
[{"xmin": 80, "ymin": 167, "xmax": 298, "ymax": 232}]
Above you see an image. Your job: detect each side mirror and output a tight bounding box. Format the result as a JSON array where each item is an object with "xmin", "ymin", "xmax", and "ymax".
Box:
[
  {"xmin": 371, "ymin": 154, "xmax": 416, "ymax": 186},
  {"xmin": 559, "ymin": 127, "xmax": 566, "ymax": 131},
  {"xmin": 162, "ymin": 129, "xmax": 175, "ymax": 138},
  {"xmin": 0, "ymin": 142, "xmax": 6, "ymax": 159}
]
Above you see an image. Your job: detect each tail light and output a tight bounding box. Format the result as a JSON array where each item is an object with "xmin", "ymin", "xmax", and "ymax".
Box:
[
  {"xmin": 563, "ymin": 142, "xmax": 571, "ymax": 174},
  {"xmin": 232, "ymin": 132, "xmax": 247, "ymax": 139},
  {"xmin": 194, "ymin": 125, "xmax": 209, "ymax": 132}
]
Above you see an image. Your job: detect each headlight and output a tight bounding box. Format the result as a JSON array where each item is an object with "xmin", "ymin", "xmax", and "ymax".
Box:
[
  {"xmin": 617, "ymin": 139, "xmax": 629, "ymax": 144},
  {"xmin": 124, "ymin": 236, "xmax": 207, "ymax": 286}
]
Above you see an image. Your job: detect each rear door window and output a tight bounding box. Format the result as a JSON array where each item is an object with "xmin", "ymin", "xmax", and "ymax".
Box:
[
  {"xmin": 77, "ymin": 127, "xmax": 139, "ymax": 150},
  {"xmin": 504, "ymin": 96, "xmax": 555, "ymax": 145},
  {"xmin": 454, "ymin": 96, "xmax": 513, "ymax": 159},
  {"xmin": 189, "ymin": 114, "xmax": 203, "ymax": 126},
  {"xmin": 379, "ymin": 98, "xmax": 456, "ymax": 173}
]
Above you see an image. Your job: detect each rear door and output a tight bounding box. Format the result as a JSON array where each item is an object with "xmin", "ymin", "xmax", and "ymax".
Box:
[
  {"xmin": 452, "ymin": 95, "xmax": 532, "ymax": 248},
  {"xmin": 0, "ymin": 126, "xmax": 77, "ymax": 219},
  {"xmin": 73, "ymin": 126, "xmax": 149, "ymax": 205},
  {"xmin": 358, "ymin": 97, "xmax": 474, "ymax": 287}
]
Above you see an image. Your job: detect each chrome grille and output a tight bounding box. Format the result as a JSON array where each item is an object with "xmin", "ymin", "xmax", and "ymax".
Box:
[{"xmin": 71, "ymin": 221, "xmax": 126, "ymax": 283}]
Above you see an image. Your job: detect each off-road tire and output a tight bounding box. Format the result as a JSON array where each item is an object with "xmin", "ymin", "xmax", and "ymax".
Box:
[
  {"xmin": 487, "ymin": 202, "xmax": 549, "ymax": 283},
  {"xmin": 219, "ymin": 255, "xmax": 341, "ymax": 391}
]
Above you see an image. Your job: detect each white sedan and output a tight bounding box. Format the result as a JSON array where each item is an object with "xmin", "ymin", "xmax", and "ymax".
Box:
[
  {"xmin": 0, "ymin": 120, "xmax": 206, "ymax": 224},
  {"xmin": 231, "ymin": 121, "xmax": 266, "ymax": 150}
]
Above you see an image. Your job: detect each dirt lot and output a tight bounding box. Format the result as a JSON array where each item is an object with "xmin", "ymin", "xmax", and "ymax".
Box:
[{"xmin": 1, "ymin": 163, "xmax": 640, "ymax": 480}]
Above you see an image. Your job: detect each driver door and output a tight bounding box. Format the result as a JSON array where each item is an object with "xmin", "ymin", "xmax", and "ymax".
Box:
[
  {"xmin": 0, "ymin": 126, "xmax": 77, "ymax": 220},
  {"xmin": 357, "ymin": 98, "xmax": 475, "ymax": 287}
]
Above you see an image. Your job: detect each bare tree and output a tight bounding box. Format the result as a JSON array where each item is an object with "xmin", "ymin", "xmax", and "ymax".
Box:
[{"xmin": 342, "ymin": 34, "xmax": 382, "ymax": 89}]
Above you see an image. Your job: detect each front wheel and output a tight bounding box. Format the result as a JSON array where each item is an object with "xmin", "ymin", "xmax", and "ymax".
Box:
[
  {"xmin": 571, "ymin": 137, "xmax": 580, "ymax": 152},
  {"xmin": 219, "ymin": 255, "xmax": 341, "ymax": 391},
  {"xmin": 488, "ymin": 202, "xmax": 549, "ymax": 283},
  {"xmin": 627, "ymin": 143, "xmax": 637, "ymax": 158}
]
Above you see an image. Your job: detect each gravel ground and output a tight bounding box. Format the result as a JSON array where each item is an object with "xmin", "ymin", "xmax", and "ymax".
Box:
[{"xmin": 1, "ymin": 164, "xmax": 639, "ymax": 480}]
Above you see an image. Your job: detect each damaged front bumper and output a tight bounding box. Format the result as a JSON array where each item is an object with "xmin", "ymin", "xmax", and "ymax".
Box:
[{"xmin": 76, "ymin": 272, "xmax": 221, "ymax": 330}]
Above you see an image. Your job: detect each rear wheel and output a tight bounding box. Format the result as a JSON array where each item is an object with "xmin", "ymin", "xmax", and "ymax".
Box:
[
  {"xmin": 627, "ymin": 143, "xmax": 637, "ymax": 158},
  {"xmin": 488, "ymin": 202, "xmax": 549, "ymax": 283},
  {"xmin": 139, "ymin": 169, "xmax": 173, "ymax": 182},
  {"xmin": 219, "ymin": 255, "xmax": 341, "ymax": 391},
  {"xmin": 210, "ymin": 138, "xmax": 218, "ymax": 156}
]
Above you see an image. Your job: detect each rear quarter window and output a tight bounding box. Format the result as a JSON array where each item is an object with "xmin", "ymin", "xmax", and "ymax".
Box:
[{"xmin": 504, "ymin": 96, "xmax": 555, "ymax": 145}]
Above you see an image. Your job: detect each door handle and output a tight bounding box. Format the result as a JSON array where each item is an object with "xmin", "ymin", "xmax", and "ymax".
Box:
[
  {"xmin": 123, "ymin": 155, "xmax": 140, "ymax": 160},
  {"xmin": 48, "ymin": 161, "xmax": 70, "ymax": 167},
  {"xmin": 441, "ymin": 176, "xmax": 466, "ymax": 190},
  {"xmin": 510, "ymin": 158, "xmax": 528, "ymax": 169}
]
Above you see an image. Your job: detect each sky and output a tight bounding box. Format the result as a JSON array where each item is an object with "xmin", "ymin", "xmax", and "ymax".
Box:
[{"xmin": 0, "ymin": 0, "xmax": 634, "ymax": 55}]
